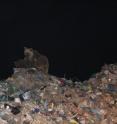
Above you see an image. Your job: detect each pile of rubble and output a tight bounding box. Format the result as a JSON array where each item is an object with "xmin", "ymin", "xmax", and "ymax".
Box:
[{"xmin": 0, "ymin": 48, "xmax": 116, "ymax": 124}]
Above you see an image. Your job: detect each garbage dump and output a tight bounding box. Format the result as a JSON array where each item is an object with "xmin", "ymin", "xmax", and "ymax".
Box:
[{"xmin": 0, "ymin": 47, "xmax": 116, "ymax": 124}]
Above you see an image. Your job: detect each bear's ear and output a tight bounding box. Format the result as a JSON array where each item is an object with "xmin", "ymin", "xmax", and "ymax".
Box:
[{"xmin": 24, "ymin": 47, "xmax": 27, "ymax": 50}]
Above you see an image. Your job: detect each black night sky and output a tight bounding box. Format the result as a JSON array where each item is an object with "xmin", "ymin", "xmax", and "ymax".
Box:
[{"xmin": 0, "ymin": 1, "xmax": 116, "ymax": 81}]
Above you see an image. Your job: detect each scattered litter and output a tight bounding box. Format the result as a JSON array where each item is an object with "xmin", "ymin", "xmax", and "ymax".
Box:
[
  {"xmin": 0, "ymin": 48, "xmax": 116, "ymax": 124},
  {"xmin": 31, "ymin": 107, "xmax": 40, "ymax": 114}
]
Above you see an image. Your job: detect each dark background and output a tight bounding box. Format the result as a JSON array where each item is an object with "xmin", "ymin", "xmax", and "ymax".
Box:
[{"xmin": 0, "ymin": 1, "xmax": 116, "ymax": 81}]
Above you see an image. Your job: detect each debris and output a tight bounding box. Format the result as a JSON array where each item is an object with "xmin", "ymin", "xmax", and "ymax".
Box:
[
  {"xmin": 0, "ymin": 118, "xmax": 8, "ymax": 124},
  {"xmin": 0, "ymin": 48, "xmax": 116, "ymax": 123},
  {"xmin": 22, "ymin": 91, "xmax": 31, "ymax": 100},
  {"xmin": 14, "ymin": 97, "xmax": 21, "ymax": 105},
  {"xmin": 69, "ymin": 119, "xmax": 79, "ymax": 124},
  {"xmin": 10, "ymin": 106, "xmax": 21, "ymax": 115},
  {"xmin": 31, "ymin": 107, "xmax": 40, "ymax": 114}
]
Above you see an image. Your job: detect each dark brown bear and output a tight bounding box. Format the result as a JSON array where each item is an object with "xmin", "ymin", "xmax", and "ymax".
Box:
[{"xmin": 15, "ymin": 47, "xmax": 49, "ymax": 73}]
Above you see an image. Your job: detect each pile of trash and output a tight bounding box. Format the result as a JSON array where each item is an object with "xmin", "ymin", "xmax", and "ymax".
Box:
[{"xmin": 0, "ymin": 48, "xmax": 116, "ymax": 124}]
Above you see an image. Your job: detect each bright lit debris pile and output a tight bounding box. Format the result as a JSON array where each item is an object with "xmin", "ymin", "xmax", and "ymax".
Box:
[
  {"xmin": 0, "ymin": 65, "xmax": 116, "ymax": 124},
  {"xmin": 0, "ymin": 49, "xmax": 116, "ymax": 124}
]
